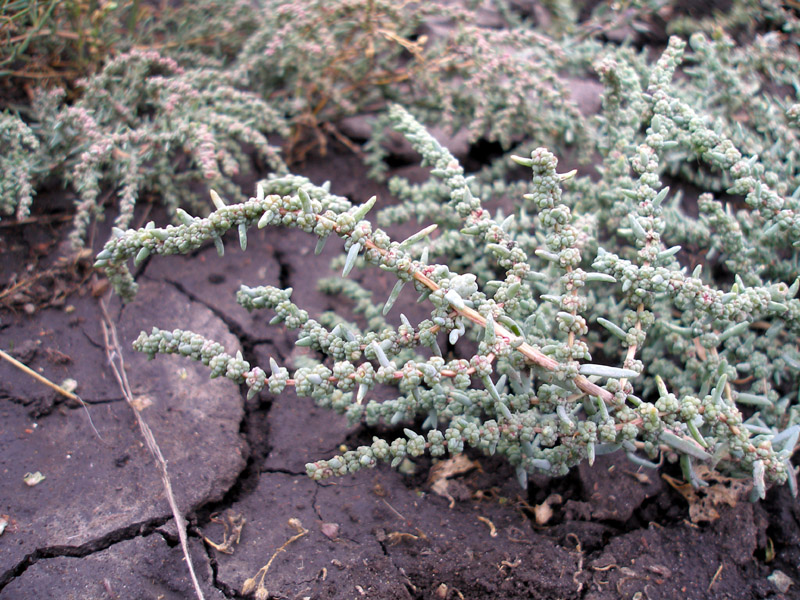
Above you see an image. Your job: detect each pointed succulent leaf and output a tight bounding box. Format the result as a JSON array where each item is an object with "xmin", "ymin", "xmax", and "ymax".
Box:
[
  {"xmin": 370, "ymin": 341, "xmax": 391, "ymax": 369},
  {"xmin": 510, "ymin": 155, "xmax": 533, "ymax": 167},
  {"xmin": 210, "ymin": 189, "xmax": 226, "ymax": 210},
  {"xmin": 383, "ymin": 280, "xmax": 407, "ymax": 316},
  {"xmin": 660, "ymin": 431, "xmax": 711, "ymax": 461},
  {"xmin": 315, "ymin": 235, "xmax": 329, "ymax": 255},
  {"xmin": 269, "ymin": 357, "xmax": 280, "ymax": 374},
  {"xmin": 399, "ymin": 224, "xmax": 437, "ymax": 249},
  {"xmin": 484, "ymin": 313, "xmax": 496, "ymax": 344},
  {"xmin": 585, "ymin": 272, "xmax": 616, "ymax": 283},
  {"xmin": 444, "ymin": 289, "xmax": 466, "ymax": 310},
  {"xmin": 578, "ymin": 364, "xmax": 640, "ymax": 378},
  {"xmin": 652, "ymin": 186, "xmax": 670, "ymax": 208},
  {"xmin": 343, "ymin": 242, "xmax": 362, "ymax": 277},
  {"xmin": 628, "ymin": 214, "xmax": 647, "ymax": 240},
  {"xmin": 213, "ymin": 236, "xmax": 224, "ymax": 257},
  {"xmin": 298, "ymin": 188, "xmax": 312, "ymax": 214},
  {"xmin": 176, "ymin": 208, "xmax": 194, "ymax": 225},
  {"xmin": 596, "ymin": 317, "xmax": 627, "ymax": 340},
  {"xmin": 352, "ymin": 196, "xmax": 377, "ymax": 222}
]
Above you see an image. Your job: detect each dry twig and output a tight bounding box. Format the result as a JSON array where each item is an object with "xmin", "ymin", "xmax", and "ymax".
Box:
[
  {"xmin": 99, "ymin": 298, "xmax": 205, "ymax": 600},
  {"xmin": 0, "ymin": 347, "xmax": 101, "ymax": 439},
  {"xmin": 242, "ymin": 518, "xmax": 309, "ymax": 598}
]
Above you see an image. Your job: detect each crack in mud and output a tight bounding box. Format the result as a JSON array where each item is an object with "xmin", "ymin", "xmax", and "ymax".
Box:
[
  {"xmin": 273, "ymin": 247, "xmax": 292, "ymax": 292},
  {"xmin": 142, "ymin": 249, "xmax": 306, "ymax": 520},
  {"xmin": 311, "ymin": 484, "xmax": 323, "ymax": 523},
  {"xmin": 373, "ymin": 538, "xmax": 425, "ymax": 600},
  {"xmin": 160, "ymin": 279, "xmax": 254, "ymax": 347},
  {"xmin": 262, "ymin": 467, "xmax": 306, "ymax": 477},
  {"xmin": 152, "ymin": 280, "xmax": 282, "ymax": 526},
  {"xmin": 183, "ymin": 387, "xmax": 268, "ymax": 528},
  {"xmin": 0, "ymin": 516, "xmax": 172, "ymax": 590},
  {"xmin": 0, "ymin": 270, "xmax": 256, "ymax": 594},
  {"xmin": 158, "ymin": 276, "xmax": 289, "ymax": 363},
  {"xmin": 200, "ymin": 532, "xmax": 239, "ymax": 599}
]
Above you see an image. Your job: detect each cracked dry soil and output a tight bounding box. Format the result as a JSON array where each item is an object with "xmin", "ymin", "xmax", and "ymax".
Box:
[{"xmin": 1, "ymin": 145, "xmax": 799, "ymax": 600}]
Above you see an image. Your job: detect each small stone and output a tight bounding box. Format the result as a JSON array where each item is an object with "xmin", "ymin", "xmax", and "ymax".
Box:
[
  {"xmin": 768, "ymin": 570, "xmax": 793, "ymax": 594},
  {"xmin": 60, "ymin": 378, "xmax": 78, "ymax": 394},
  {"xmin": 321, "ymin": 522, "xmax": 339, "ymax": 540},
  {"xmin": 23, "ymin": 472, "xmax": 45, "ymax": 486}
]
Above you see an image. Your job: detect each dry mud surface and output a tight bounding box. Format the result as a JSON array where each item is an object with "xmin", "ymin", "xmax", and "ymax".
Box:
[{"xmin": 1, "ymin": 143, "xmax": 799, "ymax": 600}]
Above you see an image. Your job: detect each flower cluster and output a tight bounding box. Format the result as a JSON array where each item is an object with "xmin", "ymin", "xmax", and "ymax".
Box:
[
  {"xmin": 2, "ymin": 0, "xmax": 602, "ymax": 239},
  {"xmin": 0, "ymin": 112, "xmax": 40, "ymax": 221}
]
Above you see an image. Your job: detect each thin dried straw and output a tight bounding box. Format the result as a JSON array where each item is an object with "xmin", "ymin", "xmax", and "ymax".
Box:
[
  {"xmin": 99, "ymin": 299, "xmax": 205, "ymax": 600},
  {"xmin": 0, "ymin": 347, "xmax": 102, "ymax": 439}
]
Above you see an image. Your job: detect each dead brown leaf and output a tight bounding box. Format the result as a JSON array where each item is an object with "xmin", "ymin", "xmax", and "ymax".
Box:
[
  {"xmin": 205, "ymin": 510, "xmax": 246, "ymax": 554},
  {"xmin": 662, "ymin": 465, "xmax": 751, "ymax": 522},
  {"xmin": 427, "ymin": 454, "xmax": 481, "ymax": 508},
  {"xmin": 129, "ymin": 395, "xmax": 153, "ymax": 412},
  {"xmin": 534, "ymin": 493, "xmax": 563, "ymax": 526}
]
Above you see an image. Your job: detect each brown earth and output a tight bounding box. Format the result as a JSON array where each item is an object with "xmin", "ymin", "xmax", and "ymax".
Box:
[{"xmin": 1, "ymin": 136, "xmax": 799, "ymax": 600}]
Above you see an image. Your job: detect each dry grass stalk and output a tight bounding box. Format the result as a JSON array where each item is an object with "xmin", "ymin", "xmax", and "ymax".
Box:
[{"xmin": 98, "ymin": 298, "xmax": 205, "ymax": 600}]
